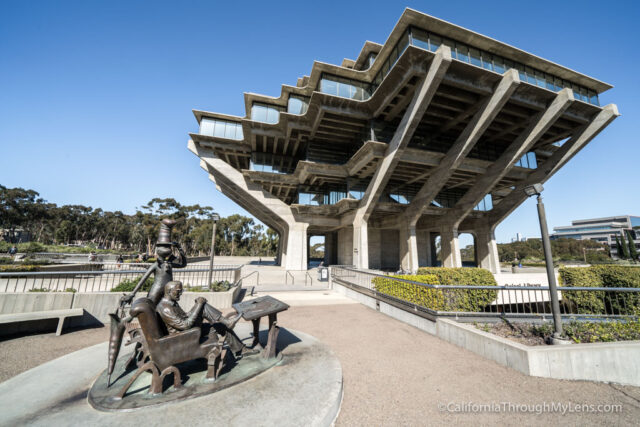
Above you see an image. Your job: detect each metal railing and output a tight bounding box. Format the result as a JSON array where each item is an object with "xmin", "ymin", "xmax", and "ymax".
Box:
[
  {"xmin": 305, "ymin": 271, "xmax": 312, "ymax": 287},
  {"xmin": 285, "ymin": 270, "xmax": 295, "ymax": 286},
  {"xmin": 331, "ymin": 266, "xmax": 640, "ymax": 321},
  {"xmin": 237, "ymin": 270, "xmax": 260, "ymax": 287},
  {"xmin": 0, "ymin": 265, "xmax": 243, "ymax": 293}
]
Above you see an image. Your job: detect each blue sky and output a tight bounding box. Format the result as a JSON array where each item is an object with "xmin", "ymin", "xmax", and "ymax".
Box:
[{"xmin": 1, "ymin": 0, "xmax": 638, "ymax": 244}]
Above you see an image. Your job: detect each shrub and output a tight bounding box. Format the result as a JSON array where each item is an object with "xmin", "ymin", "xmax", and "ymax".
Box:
[
  {"xmin": 110, "ymin": 275, "xmax": 154, "ymax": 292},
  {"xmin": 559, "ymin": 266, "xmax": 640, "ymax": 315},
  {"xmin": 209, "ymin": 280, "xmax": 232, "ymax": 292},
  {"xmin": 28, "ymin": 288, "xmax": 50, "ymax": 292},
  {"xmin": 0, "ymin": 265, "xmax": 40, "ymax": 272},
  {"xmin": 532, "ymin": 320, "xmax": 640, "ymax": 343},
  {"xmin": 21, "ymin": 242, "xmax": 46, "ymax": 253},
  {"xmin": 373, "ymin": 268, "xmax": 498, "ymax": 312},
  {"xmin": 0, "ymin": 257, "xmax": 13, "ymax": 265},
  {"xmin": 373, "ymin": 274, "xmax": 444, "ymax": 309}
]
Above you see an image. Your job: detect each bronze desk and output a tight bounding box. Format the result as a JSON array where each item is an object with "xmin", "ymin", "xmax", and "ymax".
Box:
[{"xmin": 233, "ymin": 296, "xmax": 289, "ymax": 358}]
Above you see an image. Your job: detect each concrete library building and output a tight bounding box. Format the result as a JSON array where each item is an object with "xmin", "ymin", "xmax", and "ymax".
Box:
[{"xmin": 188, "ymin": 8, "xmax": 618, "ymax": 273}]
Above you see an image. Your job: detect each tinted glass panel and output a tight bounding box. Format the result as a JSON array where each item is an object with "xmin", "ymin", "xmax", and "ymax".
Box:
[
  {"xmin": 429, "ymin": 35, "xmax": 441, "ymax": 51},
  {"xmin": 320, "ymin": 79, "xmax": 337, "ymax": 95},
  {"xmin": 469, "ymin": 48, "xmax": 481, "ymax": 66},
  {"xmin": 412, "ymin": 28, "xmax": 429, "ymax": 50}
]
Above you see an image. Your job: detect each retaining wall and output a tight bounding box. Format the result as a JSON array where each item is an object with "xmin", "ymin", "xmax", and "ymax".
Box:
[
  {"xmin": 332, "ymin": 280, "xmax": 640, "ymax": 387},
  {"xmin": 0, "ymin": 285, "xmax": 241, "ymax": 336}
]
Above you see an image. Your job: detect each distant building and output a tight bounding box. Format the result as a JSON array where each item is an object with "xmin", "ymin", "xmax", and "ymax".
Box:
[
  {"xmin": 551, "ymin": 216, "xmax": 640, "ymax": 257},
  {"xmin": 511, "ymin": 233, "xmax": 526, "ymax": 243}
]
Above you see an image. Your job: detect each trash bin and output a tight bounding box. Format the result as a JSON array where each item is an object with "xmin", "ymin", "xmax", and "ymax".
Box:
[
  {"xmin": 511, "ymin": 264, "xmax": 517, "ymax": 274},
  {"xmin": 318, "ymin": 267, "xmax": 329, "ymax": 282}
]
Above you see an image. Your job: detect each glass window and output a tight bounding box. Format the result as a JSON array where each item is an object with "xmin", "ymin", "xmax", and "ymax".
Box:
[
  {"xmin": 213, "ymin": 121, "xmax": 226, "ymax": 138},
  {"xmin": 411, "ymin": 28, "xmax": 429, "ymax": 50},
  {"xmin": 338, "ymin": 81, "xmax": 351, "ymax": 98},
  {"xmin": 200, "ymin": 118, "xmax": 215, "ymax": 136},
  {"xmin": 456, "ymin": 45, "xmax": 469, "ymax": 63},
  {"xmin": 535, "ymin": 70, "xmax": 546, "ymax": 88},
  {"xmin": 443, "ymin": 38, "xmax": 456, "ymax": 59},
  {"xmin": 288, "ymin": 96, "xmax": 309, "ymax": 115},
  {"xmin": 589, "ymin": 91, "xmax": 599, "ymax": 106},
  {"xmin": 493, "ymin": 56, "xmax": 505, "ymax": 73},
  {"xmin": 515, "ymin": 63, "xmax": 525, "ymax": 80},
  {"xmin": 224, "ymin": 123, "xmax": 236, "ymax": 139},
  {"xmin": 382, "ymin": 59, "xmax": 390, "ymax": 77},
  {"xmin": 429, "ymin": 34, "xmax": 441, "ymax": 51},
  {"xmin": 266, "ymin": 107, "xmax": 279, "ymax": 124},
  {"xmin": 320, "ymin": 78, "xmax": 337, "ymax": 95},
  {"xmin": 504, "ymin": 59, "xmax": 514, "ymax": 70},
  {"xmin": 524, "ymin": 66, "xmax": 537, "ymax": 85},
  {"xmin": 390, "ymin": 194, "xmax": 410, "ymax": 204},
  {"xmin": 349, "ymin": 190, "xmax": 364, "ymax": 200},
  {"xmin": 367, "ymin": 53, "xmax": 377, "ymax": 69},
  {"xmin": 251, "ymin": 105, "xmax": 267, "ymax": 123},
  {"xmin": 252, "ymin": 104, "xmax": 280, "ymax": 124},
  {"xmin": 389, "ymin": 45, "xmax": 399, "ymax": 66},
  {"xmin": 474, "ymin": 194, "xmax": 493, "ymax": 211},
  {"xmin": 397, "ymin": 30, "xmax": 410, "ymax": 57},
  {"xmin": 481, "ymin": 53, "xmax": 493, "ymax": 71},
  {"xmin": 353, "ymin": 85, "xmax": 365, "ymax": 101},
  {"xmin": 469, "ymin": 48, "xmax": 481, "ymax": 67}
]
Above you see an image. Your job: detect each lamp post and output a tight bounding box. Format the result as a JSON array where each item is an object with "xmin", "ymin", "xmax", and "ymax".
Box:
[
  {"xmin": 523, "ymin": 184, "xmax": 568, "ymax": 344},
  {"xmin": 208, "ymin": 213, "xmax": 220, "ymax": 287}
]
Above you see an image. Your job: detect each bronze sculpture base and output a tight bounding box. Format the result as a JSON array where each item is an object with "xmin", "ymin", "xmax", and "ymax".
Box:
[{"xmin": 89, "ymin": 351, "xmax": 283, "ymax": 412}]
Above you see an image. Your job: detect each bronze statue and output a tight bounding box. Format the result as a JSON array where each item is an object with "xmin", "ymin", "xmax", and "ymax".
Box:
[
  {"xmin": 108, "ymin": 218, "xmax": 186, "ymax": 386},
  {"xmin": 156, "ymin": 281, "xmax": 257, "ymax": 358},
  {"xmin": 120, "ymin": 218, "xmax": 186, "ymax": 306}
]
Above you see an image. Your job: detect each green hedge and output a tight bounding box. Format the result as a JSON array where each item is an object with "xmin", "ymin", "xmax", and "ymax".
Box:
[
  {"xmin": 373, "ymin": 274, "xmax": 444, "ymax": 309},
  {"xmin": 532, "ymin": 320, "xmax": 640, "ymax": 343},
  {"xmin": 0, "ymin": 265, "xmax": 40, "ymax": 272},
  {"xmin": 559, "ymin": 266, "xmax": 640, "ymax": 315},
  {"xmin": 110, "ymin": 276, "xmax": 154, "ymax": 293},
  {"xmin": 373, "ymin": 268, "xmax": 498, "ymax": 312}
]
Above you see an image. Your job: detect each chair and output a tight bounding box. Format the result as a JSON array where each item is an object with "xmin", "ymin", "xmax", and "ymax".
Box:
[{"xmin": 116, "ymin": 298, "xmax": 226, "ymax": 398}]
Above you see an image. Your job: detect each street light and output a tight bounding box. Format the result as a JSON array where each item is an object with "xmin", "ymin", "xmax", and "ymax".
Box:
[
  {"xmin": 523, "ymin": 184, "xmax": 568, "ymax": 344},
  {"xmin": 207, "ymin": 213, "xmax": 220, "ymax": 288}
]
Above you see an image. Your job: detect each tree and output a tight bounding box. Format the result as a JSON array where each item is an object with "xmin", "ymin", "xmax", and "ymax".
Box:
[
  {"xmin": 627, "ymin": 230, "xmax": 638, "ymax": 261},
  {"xmin": 615, "ymin": 235, "xmax": 623, "ymax": 259},
  {"xmin": 620, "ymin": 232, "xmax": 631, "ymax": 259}
]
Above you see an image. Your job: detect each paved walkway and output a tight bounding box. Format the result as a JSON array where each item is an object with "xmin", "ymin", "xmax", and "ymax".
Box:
[{"xmin": 1, "ymin": 299, "xmax": 639, "ymax": 425}]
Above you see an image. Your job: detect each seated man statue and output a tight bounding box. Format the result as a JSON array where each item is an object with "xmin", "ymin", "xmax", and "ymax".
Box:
[{"xmin": 156, "ymin": 281, "xmax": 257, "ymax": 359}]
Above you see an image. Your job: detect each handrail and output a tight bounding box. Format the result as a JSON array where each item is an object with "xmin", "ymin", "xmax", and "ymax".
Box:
[
  {"xmin": 0, "ymin": 267, "xmax": 242, "ymax": 277},
  {"xmin": 285, "ymin": 270, "xmax": 294, "ymax": 286},
  {"xmin": 305, "ymin": 271, "xmax": 312, "ymax": 287},
  {"xmin": 331, "ymin": 266, "xmax": 640, "ymax": 292},
  {"xmin": 236, "ymin": 270, "xmax": 260, "ymax": 287}
]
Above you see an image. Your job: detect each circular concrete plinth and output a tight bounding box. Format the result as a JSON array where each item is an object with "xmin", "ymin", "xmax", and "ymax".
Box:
[{"xmin": 0, "ymin": 323, "xmax": 343, "ymax": 426}]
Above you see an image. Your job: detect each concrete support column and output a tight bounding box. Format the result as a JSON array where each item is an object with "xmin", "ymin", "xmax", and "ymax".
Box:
[
  {"xmin": 475, "ymin": 226, "xmax": 500, "ymax": 273},
  {"xmin": 282, "ymin": 223, "xmax": 309, "ymax": 271},
  {"xmin": 430, "ymin": 233, "xmax": 439, "ymax": 266},
  {"xmin": 440, "ymin": 227, "xmax": 462, "ymax": 268},
  {"xmin": 417, "ymin": 230, "xmax": 431, "ymax": 267},
  {"xmin": 324, "ymin": 233, "xmax": 334, "ymax": 265},
  {"xmin": 353, "ymin": 221, "xmax": 369, "ymax": 269},
  {"xmin": 399, "ymin": 222, "xmax": 419, "ymax": 273}
]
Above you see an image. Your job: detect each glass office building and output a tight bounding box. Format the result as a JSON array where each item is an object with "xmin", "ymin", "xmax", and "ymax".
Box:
[{"xmin": 552, "ymin": 216, "xmax": 640, "ymax": 258}]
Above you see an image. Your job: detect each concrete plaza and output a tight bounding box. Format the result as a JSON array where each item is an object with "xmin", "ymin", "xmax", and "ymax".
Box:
[{"xmin": 1, "ymin": 292, "xmax": 638, "ymax": 425}]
